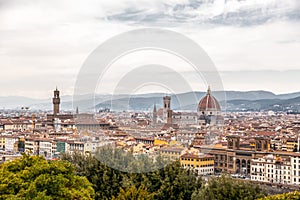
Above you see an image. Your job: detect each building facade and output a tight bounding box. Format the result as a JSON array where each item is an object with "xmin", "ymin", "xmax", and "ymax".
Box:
[{"xmin": 180, "ymin": 153, "xmax": 214, "ymax": 176}]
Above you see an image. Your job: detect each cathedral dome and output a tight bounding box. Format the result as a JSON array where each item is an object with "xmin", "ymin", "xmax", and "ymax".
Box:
[{"xmin": 198, "ymin": 87, "xmax": 221, "ymax": 112}]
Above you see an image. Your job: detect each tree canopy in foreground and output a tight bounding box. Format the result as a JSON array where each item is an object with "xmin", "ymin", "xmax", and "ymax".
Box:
[
  {"xmin": 0, "ymin": 154, "xmax": 94, "ymax": 200},
  {"xmin": 191, "ymin": 175, "xmax": 266, "ymax": 200},
  {"xmin": 258, "ymin": 191, "xmax": 300, "ymax": 200}
]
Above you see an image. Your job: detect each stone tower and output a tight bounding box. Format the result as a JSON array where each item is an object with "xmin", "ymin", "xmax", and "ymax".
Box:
[
  {"xmin": 254, "ymin": 137, "xmax": 270, "ymax": 151},
  {"xmin": 53, "ymin": 87, "xmax": 60, "ymax": 115},
  {"xmin": 163, "ymin": 96, "xmax": 171, "ymax": 110},
  {"xmin": 152, "ymin": 104, "xmax": 157, "ymax": 125},
  {"xmin": 163, "ymin": 96, "xmax": 172, "ymax": 124},
  {"xmin": 227, "ymin": 135, "xmax": 240, "ymax": 150}
]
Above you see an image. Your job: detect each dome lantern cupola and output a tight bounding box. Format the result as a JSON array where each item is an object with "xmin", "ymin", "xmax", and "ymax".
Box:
[{"xmin": 198, "ymin": 86, "xmax": 221, "ymax": 114}]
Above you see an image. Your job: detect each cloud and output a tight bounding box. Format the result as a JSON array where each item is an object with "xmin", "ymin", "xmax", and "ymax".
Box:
[
  {"xmin": 105, "ymin": 0, "xmax": 300, "ymax": 26},
  {"xmin": 0, "ymin": 0, "xmax": 299, "ymax": 98}
]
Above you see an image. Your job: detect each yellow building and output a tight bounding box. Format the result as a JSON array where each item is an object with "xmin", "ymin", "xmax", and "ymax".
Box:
[
  {"xmin": 180, "ymin": 153, "xmax": 214, "ymax": 175},
  {"xmin": 154, "ymin": 139, "xmax": 168, "ymax": 146},
  {"xmin": 286, "ymin": 138, "xmax": 297, "ymax": 152},
  {"xmin": 160, "ymin": 146, "xmax": 186, "ymax": 161}
]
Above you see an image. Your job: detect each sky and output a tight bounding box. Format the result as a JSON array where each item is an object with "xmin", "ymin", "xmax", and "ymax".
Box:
[{"xmin": 0, "ymin": 0, "xmax": 299, "ymax": 98}]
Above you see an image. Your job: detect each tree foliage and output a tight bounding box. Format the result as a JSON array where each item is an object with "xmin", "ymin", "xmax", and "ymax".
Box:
[
  {"xmin": 258, "ymin": 191, "xmax": 300, "ymax": 200},
  {"xmin": 0, "ymin": 154, "xmax": 94, "ymax": 200},
  {"xmin": 61, "ymin": 148, "xmax": 202, "ymax": 200},
  {"xmin": 112, "ymin": 185, "xmax": 154, "ymax": 200},
  {"xmin": 0, "ymin": 148, "xmax": 280, "ymax": 200},
  {"xmin": 191, "ymin": 175, "xmax": 266, "ymax": 200}
]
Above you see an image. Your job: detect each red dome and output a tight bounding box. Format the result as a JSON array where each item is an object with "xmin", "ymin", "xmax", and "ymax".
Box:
[{"xmin": 198, "ymin": 87, "xmax": 221, "ymax": 112}]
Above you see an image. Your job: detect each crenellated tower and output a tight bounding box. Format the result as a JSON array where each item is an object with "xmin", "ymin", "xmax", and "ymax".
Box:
[{"xmin": 53, "ymin": 87, "xmax": 60, "ymax": 115}]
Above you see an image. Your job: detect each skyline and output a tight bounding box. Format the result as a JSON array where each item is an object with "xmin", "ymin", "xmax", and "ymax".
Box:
[{"xmin": 0, "ymin": 0, "xmax": 299, "ymax": 98}]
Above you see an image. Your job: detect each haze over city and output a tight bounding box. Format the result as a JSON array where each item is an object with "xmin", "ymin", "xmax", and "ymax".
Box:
[{"xmin": 0, "ymin": 0, "xmax": 299, "ymax": 98}]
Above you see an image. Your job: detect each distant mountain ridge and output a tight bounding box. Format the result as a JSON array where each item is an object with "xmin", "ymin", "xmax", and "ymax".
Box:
[{"xmin": 1, "ymin": 90, "xmax": 300, "ymax": 112}]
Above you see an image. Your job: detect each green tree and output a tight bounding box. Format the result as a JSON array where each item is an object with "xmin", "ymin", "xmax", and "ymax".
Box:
[
  {"xmin": 112, "ymin": 185, "xmax": 154, "ymax": 200},
  {"xmin": 257, "ymin": 191, "xmax": 300, "ymax": 200},
  {"xmin": 191, "ymin": 175, "xmax": 266, "ymax": 200},
  {"xmin": 61, "ymin": 151, "xmax": 124, "ymax": 199},
  {"xmin": 154, "ymin": 161, "xmax": 202, "ymax": 200},
  {"xmin": 61, "ymin": 148, "xmax": 202, "ymax": 200},
  {"xmin": 0, "ymin": 154, "xmax": 94, "ymax": 200}
]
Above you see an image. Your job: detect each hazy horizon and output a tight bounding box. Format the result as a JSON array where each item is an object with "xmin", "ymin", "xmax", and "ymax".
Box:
[
  {"xmin": 1, "ymin": 0, "xmax": 299, "ymax": 98},
  {"xmin": 1, "ymin": 86, "xmax": 300, "ymax": 100}
]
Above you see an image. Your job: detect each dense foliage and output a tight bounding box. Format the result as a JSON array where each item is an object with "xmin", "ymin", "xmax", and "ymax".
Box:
[
  {"xmin": 94, "ymin": 146, "xmax": 171, "ymax": 173},
  {"xmin": 61, "ymin": 147, "xmax": 267, "ymax": 200},
  {"xmin": 258, "ymin": 191, "xmax": 300, "ymax": 200},
  {"xmin": 0, "ymin": 154, "xmax": 94, "ymax": 200},
  {"xmin": 61, "ymin": 148, "xmax": 202, "ymax": 200},
  {"xmin": 191, "ymin": 175, "xmax": 266, "ymax": 200},
  {"xmin": 0, "ymin": 148, "xmax": 274, "ymax": 200}
]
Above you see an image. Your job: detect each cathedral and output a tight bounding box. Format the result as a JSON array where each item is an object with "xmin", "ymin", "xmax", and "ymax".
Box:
[
  {"xmin": 153, "ymin": 87, "xmax": 223, "ymax": 126},
  {"xmin": 197, "ymin": 86, "xmax": 223, "ymax": 125}
]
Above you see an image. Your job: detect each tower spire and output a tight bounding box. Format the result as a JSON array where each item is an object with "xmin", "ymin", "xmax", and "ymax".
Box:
[
  {"xmin": 153, "ymin": 103, "xmax": 157, "ymax": 113},
  {"xmin": 152, "ymin": 103, "xmax": 157, "ymax": 125}
]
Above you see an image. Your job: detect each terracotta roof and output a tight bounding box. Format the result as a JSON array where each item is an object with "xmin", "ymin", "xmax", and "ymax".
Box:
[{"xmin": 198, "ymin": 87, "xmax": 221, "ymax": 112}]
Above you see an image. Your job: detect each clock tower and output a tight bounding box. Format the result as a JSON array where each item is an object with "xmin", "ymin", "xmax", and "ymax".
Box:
[{"xmin": 53, "ymin": 87, "xmax": 60, "ymax": 115}]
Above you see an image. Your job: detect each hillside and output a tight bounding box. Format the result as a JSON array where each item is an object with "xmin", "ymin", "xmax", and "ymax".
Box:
[{"xmin": 1, "ymin": 91, "xmax": 300, "ymax": 112}]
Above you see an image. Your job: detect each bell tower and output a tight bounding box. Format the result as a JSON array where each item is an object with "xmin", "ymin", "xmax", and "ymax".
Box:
[
  {"xmin": 152, "ymin": 103, "xmax": 157, "ymax": 125},
  {"xmin": 163, "ymin": 96, "xmax": 171, "ymax": 110},
  {"xmin": 53, "ymin": 87, "xmax": 60, "ymax": 115},
  {"xmin": 163, "ymin": 96, "xmax": 172, "ymax": 124}
]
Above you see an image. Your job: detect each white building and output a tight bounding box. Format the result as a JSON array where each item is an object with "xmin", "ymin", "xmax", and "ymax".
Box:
[
  {"xmin": 291, "ymin": 154, "xmax": 300, "ymax": 185},
  {"xmin": 84, "ymin": 140, "xmax": 110, "ymax": 153},
  {"xmin": 67, "ymin": 141, "xmax": 85, "ymax": 154},
  {"xmin": 39, "ymin": 139, "xmax": 53, "ymax": 158},
  {"xmin": 5, "ymin": 136, "xmax": 18, "ymax": 152},
  {"xmin": 251, "ymin": 154, "xmax": 291, "ymax": 184},
  {"xmin": 25, "ymin": 138, "xmax": 40, "ymax": 155}
]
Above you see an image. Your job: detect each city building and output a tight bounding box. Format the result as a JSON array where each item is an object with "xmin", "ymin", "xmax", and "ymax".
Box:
[
  {"xmin": 197, "ymin": 135, "xmax": 271, "ymax": 175},
  {"xmin": 180, "ymin": 153, "xmax": 215, "ymax": 176},
  {"xmin": 291, "ymin": 154, "xmax": 300, "ymax": 185},
  {"xmin": 251, "ymin": 155, "xmax": 291, "ymax": 184},
  {"xmin": 160, "ymin": 146, "xmax": 186, "ymax": 161}
]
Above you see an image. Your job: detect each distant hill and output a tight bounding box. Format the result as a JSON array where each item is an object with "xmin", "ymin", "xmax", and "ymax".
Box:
[
  {"xmin": 226, "ymin": 96, "xmax": 300, "ymax": 112},
  {"xmin": 94, "ymin": 91, "xmax": 300, "ymax": 112},
  {"xmin": 1, "ymin": 90, "xmax": 300, "ymax": 112}
]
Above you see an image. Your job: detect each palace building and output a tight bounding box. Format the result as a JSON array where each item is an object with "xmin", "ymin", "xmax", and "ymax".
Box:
[{"xmin": 46, "ymin": 88, "xmax": 73, "ymax": 122}]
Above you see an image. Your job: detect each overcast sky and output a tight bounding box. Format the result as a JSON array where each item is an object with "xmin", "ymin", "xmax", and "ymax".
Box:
[{"xmin": 0, "ymin": 0, "xmax": 299, "ymax": 98}]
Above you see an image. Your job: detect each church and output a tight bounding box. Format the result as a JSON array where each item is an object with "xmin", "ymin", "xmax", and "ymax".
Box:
[
  {"xmin": 153, "ymin": 87, "xmax": 224, "ymax": 127},
  {"xmin": 197, "ymin": 86, "xmax": 223, "ymax": 125}
]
